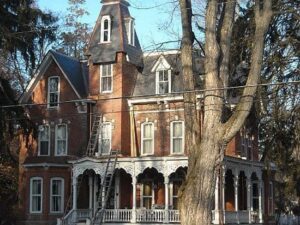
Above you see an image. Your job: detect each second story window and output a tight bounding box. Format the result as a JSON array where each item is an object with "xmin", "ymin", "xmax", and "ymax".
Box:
[
  {"xmin": 99, "ymin": 123, "xmax": 111, "ymax": 155},
  {"xmin": 48, "ymin": 77, "xmax": 59, "ymax": 108},
  {"xmin": 100, "ymin": 64, "xmax": 113, "ymax": 93},
  {"xmin": 55, "ymin": 124, "xmax": 67, "ymax": 156},
  {"xmin": 38, "ymin": 125, "xmax": 50, "ymax": 156},
  {"xmin": 100, "ymin": 16, "xmax": 111, "ymax": 43},
  {"xmin": 141, "ymin": 122, "xmax": 154, "ymax": 155},
  {"xmin": 156, "ymin": 70, "xmax": 171, "ymax": 94},
  {"xmin": 171, "ymin": 121, "xmax": 184, "ymax": 154}
]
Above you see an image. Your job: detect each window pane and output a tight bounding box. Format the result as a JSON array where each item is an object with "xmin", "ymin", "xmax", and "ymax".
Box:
[
  {"xmin": 32, "ymin": 196, "xmax": 41, "ymax": 211},
  {"xmin": 143, "ymin": 182, "xmax": 152, "ymax": 196},
  {"xmin": 49, "ymin": 78, "xmax": 58, "ymax": 92},
  {"xmin": 143, "ymin": 198, "xmax": 152, "ymax": 209},
  {"xmin": 101, "ymin": 139, "xmax": 110, "ymax": 154},
  {"xmin": 173, "ymin": 123, "xmax": 182, "ymax": 137},
  {"xmin": 57, "ymin": 141, "xmax": 66, "ymax": 155},
  {"xmin": 159, "ymin": 83, "xmax": 168, "ymax": 94},
  {"xmin": 103, "ymin": 31, "xmax": 108, "ymax": 42},
  {"xmin": 173, "ymin": 139, "xmax": 182, "ymax": 153},
  {"xmin": 50, "ymin": 93, "xmax": 58, "ymax": 106},
  {"xmin": 104, "ymin": 19, "xmax": 109, "ymax": 29},
  {"xmin": 57, "ymin": 125, "xmax": 66, "ymax": 139},
  {"xmin": 143, "ymin": 140, "xmax": 152, "ymax": 154},
  {"xmin": 102, "ymin": 77, "xmax": 112, "ymax": 92},
  {"xmin": 40, "ymin": 142, "xmax": 49, "ymax": 155},
  {"xmin": 143, "ymin": 124, "xmax": 152, "ymax": 138}
]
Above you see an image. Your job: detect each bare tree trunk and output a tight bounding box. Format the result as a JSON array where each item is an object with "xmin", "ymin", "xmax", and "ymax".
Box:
[{"xmin": 178, "ymin": 0, "xmax": 273, "ymax": 225}]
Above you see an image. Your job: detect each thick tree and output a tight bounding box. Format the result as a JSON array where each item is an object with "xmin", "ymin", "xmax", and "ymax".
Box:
[
  {"xmin": 178, "ymin": 0, "xmax": 273, "ymax": 224},
  {"xmin": 0, "ymin": 1, "xmax": 56, "ymax": 224}
]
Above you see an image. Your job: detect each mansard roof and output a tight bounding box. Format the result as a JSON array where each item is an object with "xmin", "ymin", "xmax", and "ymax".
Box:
[
  {"xmin": 20, "ymin": 50, "xmax": 88, "ymax": 103},
  {"xmin": 133, "ymin": 50, "xmax": 205, "ymax": 96},
  {"xmin": 86, "ymin": 0, "xmax": 143, "ymax": 66}
]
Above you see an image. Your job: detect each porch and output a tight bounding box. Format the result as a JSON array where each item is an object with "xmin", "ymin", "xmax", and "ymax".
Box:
[{"xmin": 61, "ymin": 156, "xmax": 266, "ymax": 225}]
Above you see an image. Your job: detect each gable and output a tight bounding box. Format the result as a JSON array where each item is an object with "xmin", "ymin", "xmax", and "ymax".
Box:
[{"xmin": 20, "ymin": 51, "xmax": 88, "ymax": 104}]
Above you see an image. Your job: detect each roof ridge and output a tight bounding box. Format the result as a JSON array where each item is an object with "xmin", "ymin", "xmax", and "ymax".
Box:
[{"xmin": 50, "ymin": 50, "xmax": 80, "ymax": 62}]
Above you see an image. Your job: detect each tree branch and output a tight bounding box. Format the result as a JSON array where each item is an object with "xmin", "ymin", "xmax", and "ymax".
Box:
[{"xmin": 223, "ymin": 0, "xmax": 273, "ymax": 143}]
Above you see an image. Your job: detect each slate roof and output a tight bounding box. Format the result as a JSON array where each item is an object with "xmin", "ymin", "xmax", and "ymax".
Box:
[
  {"xmin": 133, "ymin": 51, "xmax": 205, "ymax": 96},
  {"xmin": 86, "ymin": 0, "xmax": 143, "ymax": 66},
  {"xmin": 50, "ymin": 50, "xmax": 88, "ymax": 98}
]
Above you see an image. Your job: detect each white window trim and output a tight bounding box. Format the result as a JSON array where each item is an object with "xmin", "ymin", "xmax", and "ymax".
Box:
[
  {"xmin": 30, "ymin": 177, "xmax": 43, "ymax": 214},
  {"xmin": 155, "ymin": 69, "xmax": 172, "ymax": 95},
  {"xmin": 100, "ymin": 64, "xmax": 113, "ymax": 93},
  {"xmin": 170, "ymin": 121, "xmax": 184, "ymax": 155},
  {"xmin": 50, "ymin": 177, "xmax": 64, "ymax": 214},
  {"xmin": 140, "ymin": 180, "xmax": 155, "ymax": 208},
  {"xmin": 47, "ymin": 76, "xmax": 60, "ymax": 109},
  {"xmin": 38, "ymin": 125, "xmax": 50, "ymax": 156},
  {"xmin": 55, "ymin": 124, "xmax": 68, "ymax": 156},
  {"xmin": 141, "ymin": 122, "xmax": 155, "ymax": 156},
  {"xmin": 98, "ymin": 122, "xmax": 112, "ymax": 155},
  {"xmin": 100, "ymin": 15, "xmax": 111, "ymax": 43}
]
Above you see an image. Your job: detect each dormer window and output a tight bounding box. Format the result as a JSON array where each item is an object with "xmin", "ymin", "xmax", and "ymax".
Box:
[
  {"xmin": 101, "ymin": 15, "xmax": 111, "ymax": 43},
  {"xmin": 156, "ymin": 69, "xmax": 171, "ymax": 94},
  {"xmin": 47, "ymin": 76, "xmax": 59, "ymax": 108},
  {"xmin": 126, "ymin": 18, "xmax": 135, "ymax": 46},
  {"xmin": 152, "ymin": 56, "xmax": 172, "ymax": 94}
]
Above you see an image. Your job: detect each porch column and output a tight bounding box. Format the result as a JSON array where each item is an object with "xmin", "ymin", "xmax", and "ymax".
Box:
[
  {"xmin": 131, "ymin": 176, "xmax": 137, "ymax": 223},
  {"xmin": 93, "ymin": 175, "xmax": 99, "ymax": 215},
  {"xmin": 234, "ymin": 173, "xmax": 239, "ymax": 224},
  {"xmin": 89, "ymin": 175, "xmax": 93, "ymax": 209},
  {"xmin": 214, "ymin": 176, "xmax": 220, "ymax": 224},
  {"xmin": 246, "ymin": 178, "xmax": 252, "ymax": 223},
  {"xmin": 258, "ymin": 180, "xmax": 263, "ymax": 223},
  {"xmin": 164, "ymin": 175, "xmax": 169, "ymax": 223},
  {"xmin": 222, "ymin": 169, "xmax": 226, "ymax": 223},
  {"xmin": 73, "ymin": 176, "xmax": 78, "ymax": 210}
]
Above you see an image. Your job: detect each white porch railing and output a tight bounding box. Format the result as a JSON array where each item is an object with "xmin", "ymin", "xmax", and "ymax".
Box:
[
  {"xmin": 103, "ymin": 209, "xmax": 132, "ymax": 222},
  {"xmin": 212, "ymin": 210, "xmax": 258, "ymax": 224},
  {"xmin": 136, "ymin": 209, "xmax": 165, "ymax": 223},
  {"xmin": 169, "ymin": 210, "xmax": 180, "ymax": 222},
  {"xmin": 60, "ymin": 208, "xmax": 181, "ymax": 224}
]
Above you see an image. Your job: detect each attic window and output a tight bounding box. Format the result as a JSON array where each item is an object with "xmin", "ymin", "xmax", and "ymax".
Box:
[
  {"xmin": 47, "ymin": 76, "xmax": 60, "ymax": 108},
  {"xmin": 156, "ymin": 69, "xmax": 171, "ymax": 94},
  {"xmin": 101, "ymin": 15, "xmax": 111, "ymax": 43},
  {"xmin": 126, "ymin": 18, "xmax": 135, "ymax": 46}
]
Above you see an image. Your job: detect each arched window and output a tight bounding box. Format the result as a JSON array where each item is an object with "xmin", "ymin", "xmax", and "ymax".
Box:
[
  {"xmin": 126, "ymin": 18, "xmax": 135, "ymax": 46},
  {"xmin": 55, "ymin": 124, "xmax": 68, "ymax": 156},
  {"xmin": 100, "ymin": 16, "xmax": 111, "ymax": 43},
  {"xmin": 38, "ymin": 124, "xmax": 50, "ymax": 156}
]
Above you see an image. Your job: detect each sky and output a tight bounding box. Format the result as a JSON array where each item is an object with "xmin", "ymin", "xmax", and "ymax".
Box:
[{"xmin": 37, "ymin": 0, "xmax": 182, "ymax": 50}]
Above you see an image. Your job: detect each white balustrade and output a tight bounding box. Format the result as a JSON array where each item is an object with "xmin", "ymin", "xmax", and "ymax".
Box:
[
  {"xmin": 169, "ymin": 210, "xmax": 180, "ymax": 222},
  {"xmin": 103, "ymin": 209, "xmax": 132, "ymax": 222},
  {"xmin": 136, "ymin": 209, "xmax": 165, "ymax": 223}
]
